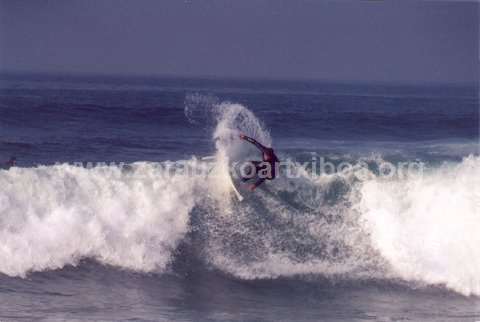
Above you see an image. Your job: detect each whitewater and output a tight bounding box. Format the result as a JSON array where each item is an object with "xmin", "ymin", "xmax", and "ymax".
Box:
[{"xmin": 1, "ymin": 101, "xmax": 478, "ymax": 300}]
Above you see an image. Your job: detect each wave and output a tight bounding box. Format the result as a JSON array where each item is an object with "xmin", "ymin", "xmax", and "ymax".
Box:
[
  {"xmin": 0, "ymin": 101, "xmax": 478, "ymax": 297},
  {"xmin": 0, "ymin": 161, "xmax": 198, "ymax": 275},
  {"xmin": 356, "ymin": 155, "xmax": 480, "ymax": 296}
]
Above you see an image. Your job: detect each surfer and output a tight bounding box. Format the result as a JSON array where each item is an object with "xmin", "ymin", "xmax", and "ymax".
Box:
[{"xmin": 239, "ymin": 134, "xmax": 279, "ymax": 191}]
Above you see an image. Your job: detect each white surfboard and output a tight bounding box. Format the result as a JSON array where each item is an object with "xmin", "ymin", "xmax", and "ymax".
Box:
[
  {"xmin": 227, "ymin": 172, "xmax": 244, "ymax": 201},
  {"xmin": 202, "ymin": 155, "xmax": 243, "ymax": 201}
]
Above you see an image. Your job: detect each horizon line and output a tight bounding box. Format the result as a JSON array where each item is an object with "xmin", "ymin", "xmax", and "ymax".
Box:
[{"xmin": 0, "ymin": 69, "xmax": 478, "ymax": 87}]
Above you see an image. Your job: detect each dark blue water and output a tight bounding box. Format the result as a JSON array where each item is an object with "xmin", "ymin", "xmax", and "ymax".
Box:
[
  {"xmin": 0, "ymin": 74, "xmax": 478, "ymax": 321},
  {"xmin": 0, "ymin": 74, "xmax": 477, "ymax": 165}
]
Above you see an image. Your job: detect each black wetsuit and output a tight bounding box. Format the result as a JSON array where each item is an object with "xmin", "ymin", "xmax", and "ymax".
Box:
[{"xmin": 242, "ymin": 136, "xmax": 279, "ymax": 189}]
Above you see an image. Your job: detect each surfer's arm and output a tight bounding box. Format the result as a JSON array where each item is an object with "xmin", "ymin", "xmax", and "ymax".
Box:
[{"xmin": 239, "ymin": 134, "xmax": 268, "ymax": 152}]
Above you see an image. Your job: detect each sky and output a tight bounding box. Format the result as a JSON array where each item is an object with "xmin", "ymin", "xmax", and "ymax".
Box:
[{"xmin": 0, "ymin": 0, "xmax": 478, "ymax": 83}]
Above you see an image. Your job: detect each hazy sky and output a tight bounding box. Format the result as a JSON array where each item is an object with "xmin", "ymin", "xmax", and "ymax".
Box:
[{"xmin": 0, "ymin": 0, "xmax": 478, "ymax": 83}]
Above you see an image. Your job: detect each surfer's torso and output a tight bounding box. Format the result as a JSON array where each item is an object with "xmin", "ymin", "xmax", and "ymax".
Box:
[
  {"xmin": 240, "ymin": 135, "xmax": 279, "ymax": 189},
  {"xmin": 261, "ymin": 148, "xmax": 279, "ymax": 179}
]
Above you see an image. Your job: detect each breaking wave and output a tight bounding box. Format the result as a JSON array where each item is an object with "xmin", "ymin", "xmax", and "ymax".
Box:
[{"xmin": 0, "ymin": 100, "xmax": 478, "ymax": 297}]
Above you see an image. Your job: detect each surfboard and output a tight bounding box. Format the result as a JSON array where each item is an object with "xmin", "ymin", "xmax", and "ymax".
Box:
[
  {"xmin": 202, "ymin": 155, "xmax": 243, "ymax": 201},
  {"xmin": 228, "ymin": 172, "xmax": 244, "ymax": 201}
]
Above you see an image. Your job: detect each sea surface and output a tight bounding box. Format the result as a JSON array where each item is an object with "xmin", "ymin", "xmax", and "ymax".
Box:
[{"xmin": 0, "ymin": 74, "xmax": 479, "ymax": 321}]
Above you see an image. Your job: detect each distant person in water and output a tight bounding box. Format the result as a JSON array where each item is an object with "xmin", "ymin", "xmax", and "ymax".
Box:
[
  {"xmin": 239, "ymin": 134, "xmax": 279, "ymax": 191},
  {"xmin": 3, "ymin": 156, "xmax": 17, "ymax": 170}
]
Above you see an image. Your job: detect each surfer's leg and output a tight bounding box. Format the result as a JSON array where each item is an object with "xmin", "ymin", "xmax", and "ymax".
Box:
[{"xmin": 249, "ymin": 177, "xmax": 266, "ymax": 191}]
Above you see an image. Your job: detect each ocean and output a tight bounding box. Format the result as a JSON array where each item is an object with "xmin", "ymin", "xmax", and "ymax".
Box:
[{"xmin": 0, "ymin": 74, "xmax": 478, "ymax": 321}]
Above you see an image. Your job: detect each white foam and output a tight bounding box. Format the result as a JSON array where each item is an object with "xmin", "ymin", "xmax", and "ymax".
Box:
[
  {"xmin": 355, "ymin": 155, "xmax": 480, "ymax": 296},
  {"xmin": 1, "ymin": 100, "xmax": 478, "ymax": 298},
  {"xmin": 0, "ymin": 162, "xmax": 200, "ymax": 276},
  {"xmin": 0, "ymin": 101, "xmax": 268, "ymax": 277},
  {"xmin": 205, "ymin": 102, "xmax": 480, "ymax": 296}
]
